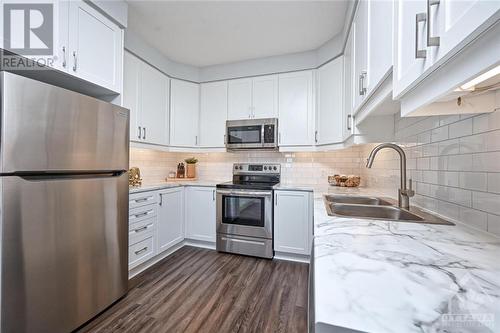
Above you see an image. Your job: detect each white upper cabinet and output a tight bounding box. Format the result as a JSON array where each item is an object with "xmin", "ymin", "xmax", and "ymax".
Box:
[
  {"xmin": 393, "ymin": 0, "xmax": 434, "ymax": 98},
  {"xmin": 140, "ymin": 64, "xmax": 170, "ymax": 146},
  {"xmin": 394, "ymin": 0, "xmax": 500, "ymax": 100},
  {"xmin": 185, "ymin": 187, "xmax": 216, "ymax": 243},
  {"xmin": 123, "ymin": 52, "xmax": 169, "ymax": 146},
  {"xmin": 228, "ymin": 78, "xmax": 253, "ymax": 120},
  {"xmin": 278, "ymin": 71, "xmax": 315, "ymax": 146},
  {"xmin": 68, "ymin": 1, "xmax": 123, "ymax": 93},
  {"xmin": 170, "ymin": 79, "xmax": 200, "ymax": 147},
  {"xmin": 316, "ymin": 57, "xmax": 344, "ymax": 145},
  {"xmin": 352, "ymin": 0, "xmax": 368, "ymax": 111},
  {"xmin": 433, "ymin": 1, "xmax": 500, "ymax": 64},
  {"xmin": 343, "ymin": 30, "xmax": 355, "ymax": 140},
  {"xmin": 366, "ymin": 0, "xmax": 393, "ymax": 93},
  {"xmin": 123, "ymin": 52, "xmax": 141, "ymax": 142},
  {"xmin": 157, "ymin": 187, "xmax": 184, "ymax": 253},
  {"xmin": 199, "ymin": 81, "xmax": 228, "ymax": 147},
  {"xmin": 227, "ymin": 75, "xmax": 278, "ymax": 120},
  {"xmin": 251, "ymin": 75, "xmax": 279, "ymax": 119}
]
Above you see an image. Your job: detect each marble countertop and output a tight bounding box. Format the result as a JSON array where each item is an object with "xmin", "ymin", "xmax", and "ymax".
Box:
[
  {"xmin": 129, "ymin": 180, "xmax": 223, "ymax": 193},
  {"xmin": 312, "ymin": 188, "xmax": 500, "ymax": 332}
]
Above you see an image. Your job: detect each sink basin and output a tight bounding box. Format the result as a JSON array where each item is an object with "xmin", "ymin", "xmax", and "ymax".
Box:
[
  {"xmin": 323, "ymin": 195, "xmax": 454, "ymax": 225},
  {"xmin": 324, "ymin": 195, "xmax": 392, "ymax": 206},
  {"xmin": 326, "ymin": 203, "xmax": 424, "ymax": 222}
]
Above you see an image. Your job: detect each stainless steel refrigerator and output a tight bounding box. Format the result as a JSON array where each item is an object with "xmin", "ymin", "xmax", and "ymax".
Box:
[{"xmin": 0, "ymin": 72, "xmax": 129, "ymax": 333}]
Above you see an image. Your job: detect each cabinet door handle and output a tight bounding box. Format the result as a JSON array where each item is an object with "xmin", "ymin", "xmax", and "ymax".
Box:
[
  {"xmin": 314, "ymin": 131, "xmax": 318, "ymax": 143},
  {"xmin": 275, "ymin": 193, "xmax": 278, "ymax": 206},
  {"xmin": 415, "ymin": 13, "xmax": 427, "ymax": 59},
  {"xmin": 143, "ymin": 127, "xmax": 146, "ymax": 140},
  {"xmin": 62, "ymin": 46, "xmax": 66, "ymax": 68},
  {"xmin": 278, "ymin": 132, "xmax": 281, "ymax": 144},
  {"xmin": 347, "ymin": 114, "xmax": 352, "ymax": 131},
  {"xmin": 159, "ymin": 193, "xmax": 163, "ymax": 206},
  {"xmin": 195, "ymin": 135, "xmax": 198, "ymax": 145},
  {"xmin": 359, "ymin": 71, "xmax": 367, "ymax": 96},
  {"xmin": 72, "ymin": 51, "xmax": 77, "ymax": 71},
  {"xmin": 427, "ymin": 0, "xmax": 440, "ymax": 47},
  {"xmin": 212, "ymin": 189, "xmax": 215, "ymax": 201},
  {"xmin": 138, "ymin": 126, "xmax": 142, "ymax": 139}
]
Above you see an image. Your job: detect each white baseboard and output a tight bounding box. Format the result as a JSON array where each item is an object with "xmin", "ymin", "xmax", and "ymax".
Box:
[
  {"xmin": 274, "ymin": 251, "xmax": 310, "ymax": 263},
  {"xmin": 184, "ymin": 238, "xmax": 216, "ymax": 250}
]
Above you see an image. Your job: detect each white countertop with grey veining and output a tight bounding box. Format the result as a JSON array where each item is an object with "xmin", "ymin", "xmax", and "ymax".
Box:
[
  {"xmin": 129, "ymin": 180, "xmax": 223, "ymax": 193},
  {"xmin": 312, "ymin": 188, "xmax": 500, "ymax": 333}
]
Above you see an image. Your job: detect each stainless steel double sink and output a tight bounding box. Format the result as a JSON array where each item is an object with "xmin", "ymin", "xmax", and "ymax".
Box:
[{"xmin": 323, "ymin": 195, "xmax": 454, "ymax": 225}]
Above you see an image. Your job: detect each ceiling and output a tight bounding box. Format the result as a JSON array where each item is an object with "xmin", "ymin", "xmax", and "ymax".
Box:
[{"xmin": 126, "ymin": 1, "xmax": 349, "ymax": 67}]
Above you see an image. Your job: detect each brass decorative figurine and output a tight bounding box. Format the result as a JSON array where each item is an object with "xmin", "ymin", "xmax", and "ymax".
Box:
[{"xmin": 129, "ymin": 167, "xmax": 142, "ymax": 187}]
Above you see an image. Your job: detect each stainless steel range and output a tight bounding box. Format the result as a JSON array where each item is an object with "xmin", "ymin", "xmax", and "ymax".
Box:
[{"xmin": 216, "ymin": 163, "xmax": 281, "ymax": 259}]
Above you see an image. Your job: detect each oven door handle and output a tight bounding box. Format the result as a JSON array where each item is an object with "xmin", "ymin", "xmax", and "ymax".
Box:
[{"xmin": 216, "ymin": 189, "xmax": 273, "ymax": 197}]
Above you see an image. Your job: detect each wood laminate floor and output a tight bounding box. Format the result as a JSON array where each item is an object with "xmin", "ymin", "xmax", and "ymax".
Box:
[{"xmin": 79, "ymin": 246, "xmax": 309, "ymax": 333}]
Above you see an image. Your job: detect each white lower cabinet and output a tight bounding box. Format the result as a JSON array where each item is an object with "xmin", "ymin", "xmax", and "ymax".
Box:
[
  {"xmin": 185, "ymin": 186, "xmax": 217, "ymax": 243},
  {"xmin": 128, "ymin": 192, "xmax": 159, "ymax": 269},
  {"xmin": 274, "ymin": 190, "xmax": 313, "ymax": 255},
  {"xmin": 157, "ymin": 187, "xmax": 184, "ymax": 252}
]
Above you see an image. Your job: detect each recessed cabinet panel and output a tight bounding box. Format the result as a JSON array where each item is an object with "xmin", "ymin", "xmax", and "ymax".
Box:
[
  {"xmin": 123, "ymin": 52, "xmax": 141, "ymax": 141},
  {"xmin": 68, "ymin": 1, "xmax": 122, "ymax": 93},
  {"xmin": 170, "ymin": 79, "xmax": 200, "ymax": 147},
  {"xmin": 252, "ymin": 75, "xmax": 278, "ymax": 119},
  {"xmin": 317, "ymin": 58, "xmax": 344, "ymax": 145},
  {"xmin": 343, "ymin": 30, "xmax": 355, "ymax": 140},
  {"xmin": 228, "ymin": 78, "xmax": 253, "ymax": 120},
  {"xmin": 274, "ymin": 190, "xmax": 312, "ymax": 255},
  {"xmin": 158, "ymin": 188, "xmax": 184, "ymax": 252},
  {"xmin": 278, "ymin": 71, "xmax": 314, "ymax": 146},
  {"xmin": 140, "ymin": 64, "xmax": 170, "ymax": 146},
  {"xmin": 185, "ymin": 187, "xmax": 216, "ymax": 243},
  {"xmin": 200, "ymin": 81, "xmax": 228, "ymax": 147},
  {"xmin": 353, "ymin": 0, "xmax": 368, "ymax": 110}
]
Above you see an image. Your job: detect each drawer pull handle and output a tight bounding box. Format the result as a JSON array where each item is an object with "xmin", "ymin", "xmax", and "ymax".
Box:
[
  {"xmin": 133, "ymin": 211, "xmax": 151, "ymax": 218},
  {"xmin": 134, "ymin": 247, "xmax": 148, "ymax": 255},
  {"xmin": 134, "ymin": 197, "xmax": 151, "ymax": 203},
  {"xmin": 134, "ymin": 226, "xmax": 148, "ymax": 233}
]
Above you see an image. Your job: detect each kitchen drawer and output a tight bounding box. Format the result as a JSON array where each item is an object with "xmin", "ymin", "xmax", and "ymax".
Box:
[
  {"xmin": 129, "ymin": 217, "xmax": 155, "ymax": 245},
  {"xmin": 129, "ymin": 234, "xmax": 155, "ymax": 269},
  {"xmin": 129, "ymin": 191, "xmax": 158, "ymax": 209},
  {"xmin": 129, "ymin": 204, "xmax": 157, "ymax": 225}
]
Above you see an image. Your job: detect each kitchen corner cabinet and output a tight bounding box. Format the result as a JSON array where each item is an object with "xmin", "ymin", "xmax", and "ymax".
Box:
[
  {"xmin": 227, "ymin": 75, "xmax": 278, "ymax": 120},
  {"xmin": 199, "ymin": 81, "xmax": 228, "ymax": 147},
  {"xmin": 185, "ymin": 187, "xmax": 216, "ymax": 243},
  {"xmin": 316, "ymin": 57, "xmax": 344, "ymax": 145},
  {"xmin": 278, "ymin": 71, "xmax": 315, "ymax": 146},
  {"xmin": 123, "ymin": 52, "xmax": 170, "ymax": 146},
  {"xmin": 157, "ymin": 187, "xmax": 184, "ymax": 252},
  {"xmin": 170, "ymin": 79, "xmax": 200, "ymax": 147},
  {"xmin": 274, "ymin": 190, "xmax": 312, "ymax": 255}
]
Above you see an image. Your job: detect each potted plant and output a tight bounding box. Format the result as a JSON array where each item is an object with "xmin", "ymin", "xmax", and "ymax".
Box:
[{"xmin": 184, "ymin": 157, "xmax": 198, "ymax": 178}]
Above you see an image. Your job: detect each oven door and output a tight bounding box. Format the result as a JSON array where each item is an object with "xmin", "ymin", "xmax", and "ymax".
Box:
[{"xmin": 216, "ymin": 189, "xmax": 273, "ymax": 239}]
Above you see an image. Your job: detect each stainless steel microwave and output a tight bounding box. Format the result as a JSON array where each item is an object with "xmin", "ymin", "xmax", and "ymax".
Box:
[{"xmin": 225, "ymin": 118, "xmax": 278, "ymax": 150}]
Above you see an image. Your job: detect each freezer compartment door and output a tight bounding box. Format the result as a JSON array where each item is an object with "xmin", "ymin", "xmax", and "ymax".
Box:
[
  {"xmin": 0, "ymin": 72, "xmax": 129, "ymax": 173},
  {"xmin": 1, "ymin": 173, "xmax": 129, "ymax": 333}
]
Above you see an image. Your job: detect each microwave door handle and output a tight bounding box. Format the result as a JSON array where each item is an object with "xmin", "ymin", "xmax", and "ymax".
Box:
[{"xmin": 261, "ymin": 125, "xmax": 265, "ymax": 147}]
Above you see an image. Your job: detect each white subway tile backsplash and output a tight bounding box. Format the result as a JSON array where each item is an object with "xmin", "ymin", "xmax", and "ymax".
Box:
[
  {"xmin": 459, "ymin": 172, "xmax": 488, "ymax": 192},
  {"xmin": 472, "ymin": 192, "xmax": 500, "ymax": 216},
  {"xmin": 487, "ymin": 173, "xmax": 500, "ymax": 194},
  {"xmin": 472, "ymin": 152, "xmax": 500, "ymax": 172},
  {"xmin": 449, "ymin": 118, "xmax": 473, "ymax": 139},
  {"xmin": 487, "ymin": 214, "xmax": 500, "ymax": 236},
  {"xmin": 447, "ymin": 154, "xmax": 473, "ymax": 172},
  {"xmin": 460, "ymin": 207, "xmax": 488, "ymax": 231},
  {"xmin": 431, "ymin": 126, "xmax": 449, "ymax": 142}
]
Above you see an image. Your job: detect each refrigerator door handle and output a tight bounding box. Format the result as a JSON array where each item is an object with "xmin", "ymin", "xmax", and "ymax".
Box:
[{"xmin": 13, "ymin": 170, "xmax": 126, "ymax": 181}]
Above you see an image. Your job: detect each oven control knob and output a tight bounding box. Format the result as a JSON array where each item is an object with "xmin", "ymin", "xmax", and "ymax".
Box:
[
  {"xmin": 264, "ymin": 166, "xmax": 268, "ymax": 170},
  {"xmin": 239, "ymin": 166, "xmax": 243, "ymax": 170},
  {"xmin": 273, "ymin": 166, "xmax": 277, "ymax": 171},
  {"xmin": 235, "ymin": 165, "xmax": 238, "ymax": 169}
]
